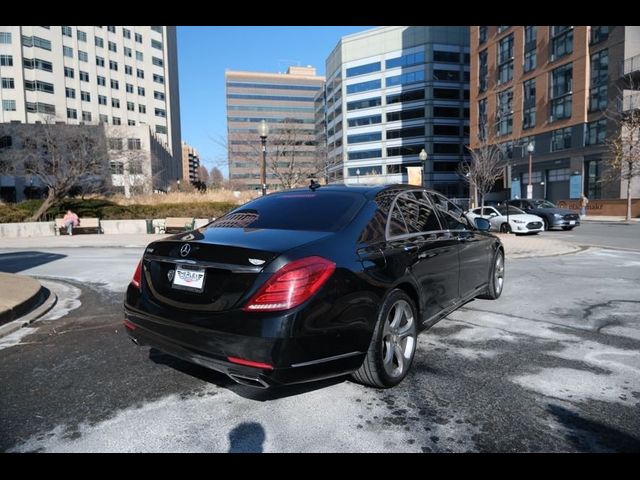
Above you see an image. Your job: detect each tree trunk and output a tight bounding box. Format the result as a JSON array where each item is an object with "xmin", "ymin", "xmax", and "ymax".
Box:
[
  {"xmin": 627, "ymin": 175, "xmax": 632, "ymax": 222},
  {"xmin": 30, "ymin": 188, "xmax": 56, "ymax": 221}
]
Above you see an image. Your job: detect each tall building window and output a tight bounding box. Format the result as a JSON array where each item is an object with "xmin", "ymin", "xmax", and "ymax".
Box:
[
  {"xmin": 110, "ymin": 79, "xmax": 119, "ymax": 89},
  {"xmin": 139, "ymin": 104, "xmax": 146, "ymax": 114},
  {"xmin": 151, "ymin": 39, "xmax": 163, "ymax": 50},
  {"xmin": 126, "ymin": 83, "xmax": 134, "ymax": 93},
  {"xmin": 497, "ymin": 26, "xmax": 510, "ymax": 33},
  {"xmin": 585, "ymin": 118, "xmax": 607, "ymax": 146},
  {"xmin": 123, "ymin": 28, "xmax": 131, "ymax": 39},
  {"xmin": 95, "ymin": 36, "xmax": 104, "ymax": 48},
  {"xmin": 112, "ymin": 117, "xmax": 121, "ymax": 125},
  {"xmin": 586, "ymin": 159, "xmax": 603, "ymax": 198},
  {"xmin": 79, "ymin": 71, "xmax": 89, "ymax": 82},
  {"xmin": 523, "ymin": 26, "xmax": 537, "ymax": 73},
  {"xmin": 550, "ymin": 62, "xmax": 572, "ymax": 120},
  {"xmin": 550, "ymin": 26, "xmax": 573, "ymax": 61},
  {"xmin": 98, "ymin": 95, "xmax": 107, "ymax": 105},
  {"xmin": 112, "ymin": 98, "xmax": 120, "ymax": 108},
  {"xmin": 136, "ymin": 68, "xmax": 144, "ymax": 79},
  {"xmin": 61, "ymin": 26, "xmax": 72, "ymax": 37},
  {"xmin": 0, "ymin": 54, "xmax": 12, "ymax": 66},
  {"xmin": 522, "ymin": 78, "xmax": 536, "ymax": 129},
  {"xmin": 135, "ymin": 51, "xmax": 143, "ymax": 61},
  {"xmin": 63, "ymin": 46, "xmax": 73, "ymax": 58},
  {"xmin": 64, "ymin": 66, "xmax": 74, "ymax": 78},
  {"xmin": 1, "ymin": 77, "xmax": 15, "ymax": 89},
  {"xmin": 109, "ymin": 60, "xmax": 118, "ymax": 71},
  {"xmin": 82, "ymin": 111, "xmax": 92, "ymax": 122},
  {"xmin": 127, "ymin": 101, "xmax": 135, "ymax": 111},
  {"xmin": 478, "ymin": 98, "xmax": 487, "ymax": 141},
  {"xmin": 107, "ymin": 26, "xmax": 116, "ymax": 33},
  {"xmin": 0, "ymin": 32, "xmax": 12, "ymax": 44},
  {"xmin": 125, "ymin": 65, "xmax": 132, "ymax": 75},
  {"xmin": 78, "ymin": 50, "xmax": 88, "ymax": 62},
  {"xmin": 152, "ymin": 56, "xmax": 163, "ymax": 67},
  {"xmin": 497, "ymin": 34, "xmax": 514, "ymax": 85},
  {"xmin": 478, "ymin": 49, "xmax": 488, "ymax": 92},
  {"xmin": 496, "ymin": 88, "xmax": 513, "ymax": 136},
  {"xmin": 590, "ymin": 26, "xmax": 609, "ymax": 44},
  {"xmin": 589, "ymin": 49, "xmax": 608, "ymax": 112},
  {"xmin": 551, "ymin": 127, "xmax": 572, "ymax": 151},
  {"xmin": 67, "ymin": 108, "xmax": 78, "ymax": 119},
  {"xmin": 96, "ymin": 56, "xmax": 105, "ymax": 67},
  {"xmin": 124, "ymin": 47, "xmax": 132, "ymax": 58},
  {"xmin": 2, "ymin": 99, "xmax": 16, "ymax": 111},
  {"xmin": 138, "ymin": 86, "xmax": 145, "ymax": 96},
  {"xmin": 153, "ymin": 74, "xmax": 164, "ymax": 84},
  {"xmin": 77, "ymin": 30, "xmax": 87, "ymax": 42},
  {"xmin": 135, "ymin": 33, "xmax": 142, "ymax": 43},
  {"xmin": 478, "ymin": 26, "xmax": 487, "ymax": 45},
  {"xmin": 97, "ymin": 75, "xmax": 106, "ymax": 86}
]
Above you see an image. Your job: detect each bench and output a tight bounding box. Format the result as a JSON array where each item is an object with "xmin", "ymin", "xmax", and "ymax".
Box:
[
  {"xmin": 164, "ymin": 217, "xmax": 195, "ymax": 234},
  {"xmin": 55, "ymin": 217, "xmax": 101, "ymax": 235}
]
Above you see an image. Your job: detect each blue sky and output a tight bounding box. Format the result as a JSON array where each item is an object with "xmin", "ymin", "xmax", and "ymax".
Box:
[{"xmin": 176, "ymin": 26, "xmax": 373, "ymax": 178}]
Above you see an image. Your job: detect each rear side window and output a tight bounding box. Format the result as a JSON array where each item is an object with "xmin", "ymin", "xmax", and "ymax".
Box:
[
  {"xmin": 208, "ymin": 191, "xmax": 366, "ymax": 232},
  {"xmin": 386, "ymin": 190, "xmax": 442, "ymax": 238}
]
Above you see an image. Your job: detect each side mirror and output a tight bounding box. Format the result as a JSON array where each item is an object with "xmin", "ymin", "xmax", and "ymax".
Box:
[{"xmin": 474, "ymin": 217, "xmax": 491, "ymax": 231}]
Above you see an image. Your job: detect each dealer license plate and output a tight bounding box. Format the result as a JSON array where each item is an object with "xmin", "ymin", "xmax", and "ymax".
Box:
[{"xmin": 172, "ymin": 266, "xmax": 206, "ymax": 292}]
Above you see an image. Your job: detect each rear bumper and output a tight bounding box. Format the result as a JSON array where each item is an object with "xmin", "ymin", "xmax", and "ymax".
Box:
[{"xmin": 123, "ymin": 306, "xmax": 365, "ymax": 388}]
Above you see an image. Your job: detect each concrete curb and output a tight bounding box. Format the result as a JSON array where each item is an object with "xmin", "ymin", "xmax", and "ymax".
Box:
[
  {"xmin": 0, "ymin": 288, "xmax": 58, "ymax": 338},
  {"xmin": 0, "ymin": 275, "xmax": 47, "ymax": 325}
]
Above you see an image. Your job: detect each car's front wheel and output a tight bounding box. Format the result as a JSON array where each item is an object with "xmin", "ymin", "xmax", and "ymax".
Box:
[{"xmin": 352, "ymin": 289, "xmax": 417, "ymax": 388}]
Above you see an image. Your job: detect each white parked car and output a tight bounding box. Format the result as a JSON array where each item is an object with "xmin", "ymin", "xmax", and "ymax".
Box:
[{"xmin": 466, "ymin": 205, "xmax": 544, "ymax": 234}]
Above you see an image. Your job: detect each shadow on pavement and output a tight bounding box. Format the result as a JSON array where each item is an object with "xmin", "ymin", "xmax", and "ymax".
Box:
[
  {"xmin": 547, "ymin": 404, "xmax": 640, "ymax": 452},
  {"xmin": 149, "ymin": 348, "xmax": 348, "ymax": 401},
  {"xmin": 228, "ymin": 422, "xmax": 266, "ymax": 453},
  {"xmin": 0, "ymin": 251, "xmax": 67, "ymax": 274}
]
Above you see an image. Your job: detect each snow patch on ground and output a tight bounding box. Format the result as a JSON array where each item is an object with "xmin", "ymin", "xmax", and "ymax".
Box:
[
  {"xmin": 38, "ymin": 280, "xmax": 81, "ymax": 321},
  {"xmin": 8, "ymin": 381, "xmax": 481, "ymax": 453},
  {"xmin": 0, "ymin": 327, "xmax": 38, "ymax": 351}
]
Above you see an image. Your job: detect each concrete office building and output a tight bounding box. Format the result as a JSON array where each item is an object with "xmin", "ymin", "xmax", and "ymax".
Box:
[
  {"xmin": 470, "ymin": 26, "xmax": 640, "ymax": 211},
  {"xmin": 181, "ymin": 141, "xmax": 200, "ymax": 184},
  {"xmin": 226, "ymin": 66, "xmax": 324, "ymax": 191},
  {"xmin": 323, "ymin": 26, "xmax": 470, "ymax": 197},
  {"xmin": 0, "ymin": 25, "xmax": 181, "ymax": 200}
]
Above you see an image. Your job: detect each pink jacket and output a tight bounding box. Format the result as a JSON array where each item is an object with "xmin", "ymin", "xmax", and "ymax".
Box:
[{"xmin": 63, "ymin": 212, "xmax": 79, "ymax": 226}]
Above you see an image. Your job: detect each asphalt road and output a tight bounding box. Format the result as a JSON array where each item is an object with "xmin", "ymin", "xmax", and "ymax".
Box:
[
  {"xmin": 0, "ymin": 240, "xmax": 639, "ymax": 452},
  {"xmin": 545, "ymin": 221, "xmax": 640, "ymax": 251}
]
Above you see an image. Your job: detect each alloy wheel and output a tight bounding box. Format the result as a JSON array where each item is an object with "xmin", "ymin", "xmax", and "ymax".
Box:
[{"xmin": 381, "ymin": 299, "xmax": 415, "ymax": 378}]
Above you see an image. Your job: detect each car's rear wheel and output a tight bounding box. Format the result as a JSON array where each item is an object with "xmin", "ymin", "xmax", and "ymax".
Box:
[
  {"xmin": 352, "ymin": 289, "xmax": 417, "ymax": 388},
  {"xmin": 478, "ymin": 250, "xmax": 505, "ymax": 300},
  {"xmin": 542, "ymin": 218, "xmax": 550, "ymax": 230}
]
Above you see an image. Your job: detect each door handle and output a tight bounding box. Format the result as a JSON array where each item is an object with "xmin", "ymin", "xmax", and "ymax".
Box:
[{"xmin": 403, "ymin": 244, "xmax": 418, "ymax": 252}]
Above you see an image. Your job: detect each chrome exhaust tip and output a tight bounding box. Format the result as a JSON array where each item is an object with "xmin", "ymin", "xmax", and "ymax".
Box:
[{"xmin": 228, "ymin": 373, "xmax": 269, "ymax": 389}]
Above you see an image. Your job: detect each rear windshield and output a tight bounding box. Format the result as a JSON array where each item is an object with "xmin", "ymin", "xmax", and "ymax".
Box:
[{"xmin": 207, "ymin": 191, "xmax": 367, "ymax": 232}]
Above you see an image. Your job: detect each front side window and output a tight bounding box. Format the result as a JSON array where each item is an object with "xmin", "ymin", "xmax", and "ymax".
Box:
[{"xmin": 428, "ymin": 192, "xmax": 469, "ymax": 230}]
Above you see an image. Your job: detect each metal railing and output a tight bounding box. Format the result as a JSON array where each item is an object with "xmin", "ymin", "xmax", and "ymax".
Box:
[{"xmin": 621, "ymin": 53, "xmax": 640, "ymax": 76}]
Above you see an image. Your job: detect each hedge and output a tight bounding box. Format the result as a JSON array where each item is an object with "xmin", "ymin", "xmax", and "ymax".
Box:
[{"xmin": 0, "ymin": 199, "xmax": 238, "ymax": 224}]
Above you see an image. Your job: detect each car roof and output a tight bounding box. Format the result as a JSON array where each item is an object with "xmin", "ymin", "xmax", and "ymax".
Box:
[{"xmin": 280, "ymin": 183, "xmax": 438, "ymax": 200}]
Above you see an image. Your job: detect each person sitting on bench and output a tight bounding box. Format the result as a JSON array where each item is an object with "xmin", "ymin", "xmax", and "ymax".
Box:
[{"xmin": 62, "ymin": 209, "xmax": 80, "ymax": 235}]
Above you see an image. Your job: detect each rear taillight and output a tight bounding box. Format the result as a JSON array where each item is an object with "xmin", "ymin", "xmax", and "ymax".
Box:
[
  {"xmin": 243, "ymin": 256, "xmax": 336, "ymax": 312},
  {"xmin": 131, "ymin": 259, "xmax": 143, "ymax": 289}
]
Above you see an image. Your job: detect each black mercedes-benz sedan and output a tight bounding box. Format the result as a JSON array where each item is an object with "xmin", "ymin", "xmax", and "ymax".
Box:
[{"xmin": 124, "ymin": 184, "xmax": 504, "ymax": 389}]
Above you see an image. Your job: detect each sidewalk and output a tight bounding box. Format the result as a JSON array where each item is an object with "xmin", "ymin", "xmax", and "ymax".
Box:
[
  {"xmin": 0, "ymin": 233, "xmax": 171, "ymax": 249},
  {"xmin": 495, "ymin": 233, "xmax": 582, "ymax": 259},
  {"xmin": 582, "ymin": 215, "xmax": 640, "ymax": 223}
]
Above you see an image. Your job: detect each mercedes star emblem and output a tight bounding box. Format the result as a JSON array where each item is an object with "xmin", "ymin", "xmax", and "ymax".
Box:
[{"xmin": 180, "ymin": 244, "xmax": 191, "ymax": 257}]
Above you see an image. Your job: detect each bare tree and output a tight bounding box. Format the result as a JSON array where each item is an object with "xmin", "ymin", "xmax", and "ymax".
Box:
[
  {"xmin": 8, "ymin": 119, "xmax": 110, "ymax": 220},
  {"xmin": 197, "ymin": 165, "xmax": 210, "ymax": 185},
  {"xmin": 209, "ymin": 166, "xmax": 224, "ymax": 188},
  {"xmin": 217, "ymin": 117, "xmax": 335, "ymax": 191},
  {"xmin": 460, "ymin": 142, "xmax": 505, "ymax": 210},
  {"xmin": 604, "ymin": 109, "xmax": 640, "ymax": 221}
]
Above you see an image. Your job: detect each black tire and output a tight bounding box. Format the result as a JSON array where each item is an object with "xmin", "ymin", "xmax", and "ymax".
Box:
[
  {"xmin": 542, "ymin": 218, "xmax": 550, "ymax": 231},
  {"xmin": 499, "ymin": 223, "xmax": 512, "ymax": 233},
  {"xmin": 352, "ymin": 289, "xmax": 418, "ymax": 388},
  {"xmin": 478, "ymin": 250, "xmax": 505, "ymax": 300}
]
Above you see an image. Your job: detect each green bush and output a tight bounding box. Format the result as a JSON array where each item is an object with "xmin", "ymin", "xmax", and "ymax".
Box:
[{"xmin": 0, "ymin": 199, "xmax": 238, "ymax": 223}]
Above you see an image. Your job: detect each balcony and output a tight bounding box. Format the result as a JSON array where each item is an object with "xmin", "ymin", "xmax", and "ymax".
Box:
[
  {"xmin": 620, "ymin": 53, "xmax": 640, "ymax": 77},
  {"xmin": 620, "ymin": 91, "xmax": 640, "ymax": 112}
]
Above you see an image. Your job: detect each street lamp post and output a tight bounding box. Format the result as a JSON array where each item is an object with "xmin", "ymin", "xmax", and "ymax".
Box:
[
  {"xmin": 526, "ymin": 142, "xmax": 534, "ymax": 199},
  {"xmin": 258, "ymin": 119, "xmax": 269, "ymax": 196},
  {"xmin": 419, "ymin": 148, "xmax": 427, "ymax": 187}
]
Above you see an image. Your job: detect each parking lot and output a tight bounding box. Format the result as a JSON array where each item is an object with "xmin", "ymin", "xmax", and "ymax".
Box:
[{"xmin": 0, "ymin": 224, "xmax": 639, "ymax": 452}]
